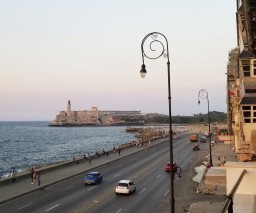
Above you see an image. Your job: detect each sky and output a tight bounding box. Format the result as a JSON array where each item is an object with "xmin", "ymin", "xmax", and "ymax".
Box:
[{"xmin": 0, "ymin": 0, "xmax": 237, "ymax": 121}]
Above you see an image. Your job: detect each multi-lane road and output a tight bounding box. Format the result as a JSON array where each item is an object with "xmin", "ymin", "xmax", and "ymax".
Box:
[{"xmin": 0, "ymin": 133, "xmax": 222, "ymax": 213}]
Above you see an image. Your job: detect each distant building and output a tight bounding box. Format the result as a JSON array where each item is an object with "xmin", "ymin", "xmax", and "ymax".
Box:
[{"xmin": 49, "ymin": 100, "xmax": 143, "ymax": 126}]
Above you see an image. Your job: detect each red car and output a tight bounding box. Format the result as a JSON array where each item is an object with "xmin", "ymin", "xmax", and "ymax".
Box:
[{"xmin": 165, "ymin": 162, "xmax": 177, "ymax": 172}]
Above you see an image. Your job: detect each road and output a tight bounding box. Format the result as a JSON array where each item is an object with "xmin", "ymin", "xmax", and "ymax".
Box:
[{"xmin": 0, "ymin": 133, "xmax": 223, "ymax": 213}]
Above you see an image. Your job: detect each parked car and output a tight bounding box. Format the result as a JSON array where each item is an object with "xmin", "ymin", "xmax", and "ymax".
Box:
[
  {"xmin": 200, "ymin": 136, "xmax": 207, "ymax": 143},
  {"xmin": 84, "ymin": 172, "xmax": 103, "ymax": 185},
  {"xmin": 165, "ymin": 162, "xmax": 177, "ymax": 172},
  {"xmin": 115, "ymin": 180, "xmax": 136, "ymax": 195}
]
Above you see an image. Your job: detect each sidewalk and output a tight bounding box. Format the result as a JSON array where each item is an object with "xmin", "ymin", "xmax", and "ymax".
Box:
[
  {"xmin": 189, "ymin": 141, "xmax": 237, "ymax": 213},
  {"xmin": 0, "ymin": 138, "xmax": 167, "ymax": 204}
]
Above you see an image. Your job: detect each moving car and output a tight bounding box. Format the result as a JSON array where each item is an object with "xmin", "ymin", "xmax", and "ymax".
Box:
[
  {"xmin": 200, "ymin": 136, "xmax": 207, "ymax": 143},
  {"xmin": 115, "ymin": 180, "xmax": 136, "ymax": 195},
  {"xmin": 84, "ymin": 171, "xmax": 103, "ymax": 185},
  {"xmin": 190, "ymin": 134, "xmax": 198, "ymax": 142},
  {"xmin": 193, "ymin": 144, "xmax": 200, "ymax": 151},
  {"xmin": 165, "ymin": 162, "xmax": 177, "ymax": 172}
]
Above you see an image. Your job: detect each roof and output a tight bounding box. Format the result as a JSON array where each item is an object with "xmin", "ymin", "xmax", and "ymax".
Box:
[
  {"xmin": 87, "ymin": 171, "xmax": 101, "ymax": 175},
  {"xmin": 239, "ymin": 51, "xmax": 255, "ymax": 58},
  {"xmin": 118, "ymin": 180, "xmax": 131, "ymax": 183},
  {"xmin": 241, "ymin": 97, "xmax": 256, "ymax": 104}
]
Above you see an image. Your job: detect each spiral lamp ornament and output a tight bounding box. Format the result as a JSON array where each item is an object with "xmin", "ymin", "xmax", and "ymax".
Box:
[
  {"xmin": 140, "ymin": 32, "xmax": 170, "ymax": 78},
  {"xmin": 198, "ymin": 88, "xmax": 212, "ymax": 167},
  {"xmin": 198, "ymin": 89, "xmax": 209, "ymax": 104}
]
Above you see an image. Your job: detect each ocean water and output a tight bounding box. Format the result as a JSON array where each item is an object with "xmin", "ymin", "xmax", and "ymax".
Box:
[{"xmin": 0, "ymin": 121, "xmax": 137, "ymax": 178}]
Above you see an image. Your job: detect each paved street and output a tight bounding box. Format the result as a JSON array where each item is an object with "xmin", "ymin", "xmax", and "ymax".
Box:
[{"xmin": 0, "ymin": 134, "xmax": 237, "ymax": 213}]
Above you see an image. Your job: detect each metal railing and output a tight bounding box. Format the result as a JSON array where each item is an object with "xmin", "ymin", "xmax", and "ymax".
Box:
[{"xmin": 221, "ymin": 169, "xmax": 247, "ymax": 213}]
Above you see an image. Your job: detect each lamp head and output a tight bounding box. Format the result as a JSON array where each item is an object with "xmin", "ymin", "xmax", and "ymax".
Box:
[{"xmin": 140, "ymin": 64, "xmax": 147, "ymax": 78}]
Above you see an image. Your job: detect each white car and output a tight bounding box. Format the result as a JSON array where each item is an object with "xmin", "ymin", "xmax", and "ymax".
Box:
[{"xmin": 115, "ymin": 180, "xmax": 136, "ymax": 195}]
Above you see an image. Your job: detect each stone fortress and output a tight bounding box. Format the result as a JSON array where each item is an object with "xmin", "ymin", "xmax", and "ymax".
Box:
[{"xmin": 49, "ymin": 100, "xmax": 144, "ymax": 126}]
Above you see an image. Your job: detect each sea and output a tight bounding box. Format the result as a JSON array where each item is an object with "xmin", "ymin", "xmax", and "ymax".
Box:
[{"xmin": 0, "ymin": 121, "xmax": 138, "ymax": 178}]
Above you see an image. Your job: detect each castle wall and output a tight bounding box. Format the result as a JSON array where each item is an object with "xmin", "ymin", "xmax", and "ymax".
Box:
[{"xmin": 49, "ymin": 102, "xmax": 142, "ymax": 126}]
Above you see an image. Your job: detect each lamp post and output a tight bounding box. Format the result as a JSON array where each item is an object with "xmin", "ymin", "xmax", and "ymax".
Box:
[
  {"xmin": 140, "ymin": 32, "xmax": 175, "ymax": 213},
  {"xmin": 198, "ymin": 89, "xmax": 213, "ymax": 167}
]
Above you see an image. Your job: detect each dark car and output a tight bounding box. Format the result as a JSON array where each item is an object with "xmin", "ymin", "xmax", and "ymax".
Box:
[
  {"xmin": 84, "ymin": 172, "xmax": 103, "ymax": 185},
  {"xmin": 165, "ymin": 162, "xmax": 177, "ymax": 172},
  {"xmin": 193, "ymin": 144, "xmax": 200, "ymax": 151},
  {"xmin": 200, "ymin": 136, "xmax": 207, "ymax": 143}
]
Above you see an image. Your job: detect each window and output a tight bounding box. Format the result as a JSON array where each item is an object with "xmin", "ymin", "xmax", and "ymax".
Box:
[
  {"xmin": 243, "ymin": 111, "xmax": 251, "ymax": 117},
  {"xmin": 242, "ymin": 60, "xmax": 250, "ymax": 77},
  {"xmin": 244, "ymin": 119, "xmax": 251, "ymax": 123},
  {"xmin": 242, "ymin": 106, "xmax": 250, "ymax": 110},
  {"xmin": 242, "ymin": 105, "xmax": 256, "ymax": 123}
]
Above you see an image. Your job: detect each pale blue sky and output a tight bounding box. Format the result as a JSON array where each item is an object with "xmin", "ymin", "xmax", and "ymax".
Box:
[{"xmin": 0, "ymin": 0, "xmax": 237, "ymax": 121}]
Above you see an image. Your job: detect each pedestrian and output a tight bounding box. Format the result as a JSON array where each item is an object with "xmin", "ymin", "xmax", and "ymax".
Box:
[
  {"xmin": 36, "ymin": 172, "xmax": 41, "ymax": 187},
  {"xmin": 217, "ymin": 156, "xmax": 221, "ymax": 167},
  {"xmin": 221, "ymin": 157, "xmax": 226, "ymax": 166},
  {"xmin": 88, "ymin": 156, "xmax": 91, "ymax": 164},
  {"xmin": 33, "ymin": 170, "xmax": 37, "ymax": 184},
  {"xmin": 118, "ymin": 148, "xmax": 121, "ymax": 156},
  {"xmin": 30, "ymin": 167, "xmax": 34, "ymax": 184},
  {"xmin": 106, "ymin": 151, "xmax": 109, "ymax": 157},
  {"xmin": 11, "ymin": 169, "xmax": 16, "ymax": 183}
]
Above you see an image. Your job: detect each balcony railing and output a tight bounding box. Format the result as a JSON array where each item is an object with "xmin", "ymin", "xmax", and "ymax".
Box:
[{"xmin": 221, "ymin": 169, "xmax": 247, "ymax": 213}]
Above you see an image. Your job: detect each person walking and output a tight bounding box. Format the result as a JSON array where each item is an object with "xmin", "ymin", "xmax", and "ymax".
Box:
[
  {"xmin": 11, "ymin": 169, "xmax": 16, "ymax": 183},
  {"xmin": 36, "ymin": 172, "xmax": 41, "ymax": 187},
  {"xmin": 30, "ymin": 167, "xmax": 34, "ymax": 184},
  {"xmin": 33, "ymin": 170, "xmax": 37, "ymax": 184}
]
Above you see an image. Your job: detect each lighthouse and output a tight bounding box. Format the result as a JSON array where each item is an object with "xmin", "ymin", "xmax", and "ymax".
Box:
[{"xmin": 67, "ymin": 100, "xmax": 71, "ymax": 116}]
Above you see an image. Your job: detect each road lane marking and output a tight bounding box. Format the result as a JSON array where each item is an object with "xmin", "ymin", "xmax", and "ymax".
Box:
[
  {"xmin": 156, "ymin": 174, "xmax": 161, "ymax": 179},
  {"xmin": 45, "ymin": 204, "xmax": 60, "ymax": 212},
  {"xmin": 18, "ymin": 203, "xmax": 32, "ymax": 211},
  {"xmin": 64, "ymin": 185, "xmax": 74, "ymax": 190},
  {"xmin": 116, "ymin": 209, "xmax": 122, "ymax": 213},
  {"xmin": 139, "ymin": 188, "xmax": 147, "ymax": 194},
  {"xmin": 164, "ymin": 190, "xmax": 169, "ymax": 196},
  {"xmin": 114, "ymin": 173, "xmax": 120, "ymax": 177},
  {"xmin": 88, "ymin": 186, "xmax": 97, "ymax": 191},
  {"xmin": 76, "ymin": 190, "xmax": 114, "ymax": 213},
  {"xmin": 132, "ymin": 164, "xmax": 138, "ymax": 168}
]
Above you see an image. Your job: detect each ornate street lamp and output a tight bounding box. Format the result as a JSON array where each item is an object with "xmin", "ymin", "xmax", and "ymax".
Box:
[
  {"xmin": 198, "ymin": 89, "xmax": 213, "ymax": 166},
  {"xmin": 140, "ymin": 32, "xmax": 175, "ymax": 213}
]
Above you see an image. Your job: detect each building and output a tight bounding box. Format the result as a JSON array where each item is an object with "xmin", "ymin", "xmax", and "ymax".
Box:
[
  {"xmin": 229, "ymin": 0, "xmax": 256, "ymax": 161},
  {"xmin": 49, "ymin": 100, "xmax": 143, "ymax": 126},
  {"xmin": 224, "ymin": 1, "xmax": 256, "ymax": 212}
]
